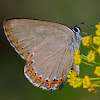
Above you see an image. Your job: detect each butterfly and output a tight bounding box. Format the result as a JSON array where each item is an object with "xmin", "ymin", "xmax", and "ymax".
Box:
[{"xmin": 3, "ymin": 19, "xmax": 82, "ymax": 91}]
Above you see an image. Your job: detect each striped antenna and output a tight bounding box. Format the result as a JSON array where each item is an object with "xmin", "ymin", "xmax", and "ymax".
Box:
[{"xmin": 76, "ymin": 21, "xmax": 95, "ymax": 36}]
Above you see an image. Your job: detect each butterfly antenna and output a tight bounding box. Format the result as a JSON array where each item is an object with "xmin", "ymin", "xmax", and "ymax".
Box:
[
  {"xmin": 76, "ymin": 21, "xmax": 95, "ymax": 27},
  {"xmin": 77, "ymin": 21, "xmax": 95, "ymax": 35}
]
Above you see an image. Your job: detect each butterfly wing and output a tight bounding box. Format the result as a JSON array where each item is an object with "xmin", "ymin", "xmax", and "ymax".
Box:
[
  {"xmin": 3, "ymin": 19, "xmax": 73, "ymax": 60},
  {"xmin": 24, "ymin": 35, "xmax": 73, "ymax": 90},
  {"xmin": 4, "ymin": 19, "xmax": 74, "ymax": 90}
]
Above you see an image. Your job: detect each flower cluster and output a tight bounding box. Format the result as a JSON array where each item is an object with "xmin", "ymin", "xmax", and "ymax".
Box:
[
  {"xmin": 67, "ymin": 22, "xmax": 100, "ymax": 93},
  {"xmin": 67, "ymin": 71, "xmax": 99, "ymax": 93},
  {"xmin": 94, "ymin": 66, "xmax": 100, "ymax": 76},
  {"xmin": 82, "ymin": 35, "xmax": 92, "ymax": 47},
  {"xmin": 74, "ymin": 50, "xmax": 81, "ymax": 65},
  {"xmin": 87, "ymin": 50, "xmax": 95, "ymax": 62},
  {"xmin": 67, "ymin": 70, "xmax": 82, "ymax": 88}
]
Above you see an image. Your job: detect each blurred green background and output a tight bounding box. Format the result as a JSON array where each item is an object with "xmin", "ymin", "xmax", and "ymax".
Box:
[{"xmin": 0, "ymin": 0, "xmax": 100, "ymax": 100}]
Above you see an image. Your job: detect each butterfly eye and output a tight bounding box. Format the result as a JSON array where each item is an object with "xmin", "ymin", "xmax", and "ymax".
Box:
[
  {"xmin": 74, "ymin": 27, "xmax": 80, "ymax": 33},
  {"xmin": 74, "ymin": 27, "xmax": 78, "ymax": 32},
  {"xmin": 72, "ymin": 26, "xmax": 80, "ymax": 33}
]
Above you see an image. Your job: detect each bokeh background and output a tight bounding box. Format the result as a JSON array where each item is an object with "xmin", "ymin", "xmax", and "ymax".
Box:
[{"xmin": 0, "ymin": 0, "xmax": 100, "ymax": 100}]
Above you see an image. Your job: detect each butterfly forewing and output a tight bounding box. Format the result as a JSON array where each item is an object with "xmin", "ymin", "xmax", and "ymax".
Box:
[{"xmin": 3, "ymin": 19, "xmax": 73, "ymax": 60}]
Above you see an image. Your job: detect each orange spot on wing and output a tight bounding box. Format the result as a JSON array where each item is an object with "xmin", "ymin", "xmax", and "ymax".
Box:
[
  {"xmin": 62, "ymin": 77, "xmax": 65, "ymax": 81},
  {"xmin": 50, "ymin": 80, "xmax": 59, "ymax": 87},
  {"xmin": 5, "ymin": 23, "xmax": 11, "ymax": 29},
  {"xmin": 36, "ymin": 77, "xmax": 42, "ymax": 83},
  {"xmin": 8, "ymin": 35, "xmax": 13, "ymax": 41},
  {"xmin": 58, "ymin": 77, "xmax": 65, "ymax": 85},
  {"xmin": 27, "ymin": 69, "xmax": 34, "ymax": 76},
  {"xmin": 30, "ymin": 69, "xmax": 33, "ymax": 72},
  {"xmin": 29, "ymin": 61, "xmax": 32, "ymax": 65},
  {"xmin": 30, "ymin": 54, "xmax": 33, "ymax": 57},
  {"xmin": 17, "ymin": 47, "xmax": 24, "ymax": 54},
  {"xmin": 12, "ymin": 41, "xmax": 18, "ymax": 47},
  {"xmin": 6, "ymin": 29, "xmax": 12, "ymax": 35},
  {"xmin": 31, "ymin": 73, "xmax": 36, "ymax": 79},
  {"xmin": 23, "ymin": 52, "xmax": 29, "ymax": 58},
  {"xmin": 42, "ymin": 81, "xmax": 50, "ymax": 87},
  {"xmin": 50, "ymin": 77, "xmax": 65, "ymax": 87},
  {"xmin": 58, "ymin": 80, "xmax": 62, "ymax": 85}
]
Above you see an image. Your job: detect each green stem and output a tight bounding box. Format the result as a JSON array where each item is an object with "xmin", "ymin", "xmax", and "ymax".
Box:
[
  {"xmin": 81, "ymin": 55, "xmax": 87, "ymax": 60},
  {"xmin": 92, "ymin": 61, "xmax": 100, "ymax": 65},
  {"xmin": 90, "ymin": 44, "xmax": 98, "ymax": 51},
  {"xmin": 93, "ymin": 84, "xmax": 100, "ymax": 87},
  {"xmin": 90, "ymin": 77, "xmax": 100, "ymax": 80},
  {"xmin": 82, "ymin": 61, "xmax": 95, "ymax": 66},
  {"xmin": 92, "ymin": 81, "xmax": 100, "ymax": 84},
  {"xmin": 81, "ymin": 54, "xmax": 100, "ymax": 66}
]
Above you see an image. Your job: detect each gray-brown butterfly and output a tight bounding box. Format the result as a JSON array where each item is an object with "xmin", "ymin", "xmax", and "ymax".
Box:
[{"xmin": 3, "ymin": 19, "xmax": 82, "ymax": 91}]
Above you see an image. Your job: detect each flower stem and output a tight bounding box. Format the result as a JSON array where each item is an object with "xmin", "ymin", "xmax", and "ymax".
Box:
[
  {"xmin": 90, "ymin": 77, "xmax": 100, "ymax": 80},
  {"xmin": 82, "ymin": 61, "xmax": 94, "ymax": 66},
  {"xmin": 81, "ymin": 55, "xmax": 87, "ymax": 60},
  {"xmin": 90, "ymin": 44, "xmax": 98, "ymax": 51},
  {"xmin": 92, "ymin": 61, "xmax": 100, "ymax": 65},
  {"xmin": 93, "ymin": 84, "xmax": 100, "ymax": 87},
  {"xmin": 81, "ymin": 54, "xmax": 100, "ymax": 65},
  {"xmin": 92, "ymin": 81, "xmax": 100, "ymax": 84}
]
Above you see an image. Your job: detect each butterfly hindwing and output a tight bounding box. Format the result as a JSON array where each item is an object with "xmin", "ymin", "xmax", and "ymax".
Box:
[{"xmin": 24, "ymin": 35, "xmax": 73, "ymax": 90}]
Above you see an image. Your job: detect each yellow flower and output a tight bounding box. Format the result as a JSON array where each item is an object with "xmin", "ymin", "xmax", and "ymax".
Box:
[
  {"xmin": 82, "ymin": 35, "xmax": 92, "ymax": 47},
  {"xmin": 95, "ymin": 29, "xmax": 100, "ymax": 36},
  {"xmin": 72, "ymin": 77, "xmax": 82, "ymax": 88},
  {"xmin": 68, "ymin": 70, "xmax": 76, "ymax": 75},
  {"xmin": 83, "ymin": 75, "xmax": 91, "ymax": 88},
  {"xmin": 74, "ymin": 49, "xmax": 80, "ymax": 55},
  {"xmin": 87, "ymin": 50, "xmax": 95, "ymax": 62},
  {"xmin": 88, "ymin": 85, "xmax": 97, "ymax": 93},
  {"xmin": 74, "ymin": 55, "xmax": 81, "ymax": 65},
  {"xmin": 93, "ymin": 36, "xmax": 100, "ymax": 45},
  {"xmin": 67, "ymin": 70, "xmax": 77, "ymax": 85},
  {"xmin": 95, "ymin": 22, "xmax": 100, "ymax": 29},
  {"xmin": 97, "ymin": 46, "xmax": 100, "ymax": 55},
  {"xmin": 94, "ymin": 66, "xmax": 100, "ymax": 76}
]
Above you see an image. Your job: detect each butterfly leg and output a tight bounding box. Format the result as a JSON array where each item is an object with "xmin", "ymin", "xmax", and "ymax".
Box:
[{"xmin": 71, "ymin": 64, "xmax": 80, "ymax": 76}]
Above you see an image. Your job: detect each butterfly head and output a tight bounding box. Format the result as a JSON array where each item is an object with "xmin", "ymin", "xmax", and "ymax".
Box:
[{"xmin": 71, "ymin": 26, "xmax": 81, "ymax": 34}]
